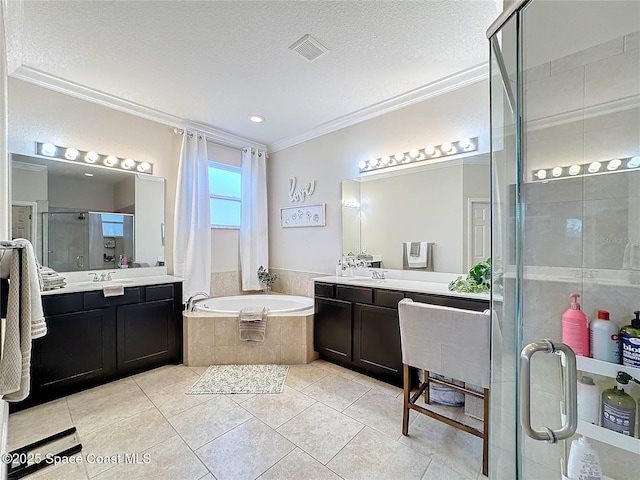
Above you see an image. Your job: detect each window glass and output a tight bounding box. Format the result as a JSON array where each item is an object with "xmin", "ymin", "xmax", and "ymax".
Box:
[{"xmin": 209, "ymin": 162, "xmax": 242, "ymax": 228}]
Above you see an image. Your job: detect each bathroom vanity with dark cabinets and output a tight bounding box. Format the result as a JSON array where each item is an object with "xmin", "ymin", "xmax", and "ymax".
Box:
[
  {"xmin": 19, "ymin": 281, "xmax": 183, "ymax": 409},
  {"xmin": 314, "ymin": 280, "xmax": 489, "ymax": 387}
]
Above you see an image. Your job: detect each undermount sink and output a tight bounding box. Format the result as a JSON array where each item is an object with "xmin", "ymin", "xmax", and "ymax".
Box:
[
  {"xmin": 340, "ymin": 277, "xmax": 386, "ymax": 284},
  {"xmin": 70, "ymin": 279, "xmax": 136, "ymax": 288}
]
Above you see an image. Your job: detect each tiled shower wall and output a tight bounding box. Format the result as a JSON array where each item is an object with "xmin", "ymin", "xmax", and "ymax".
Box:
[{"xmin": 518, "ymin": 30, "xmax": 640, "ymax": 480}]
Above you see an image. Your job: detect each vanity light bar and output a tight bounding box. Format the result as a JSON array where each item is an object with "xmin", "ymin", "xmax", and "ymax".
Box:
[
  {"xmin": 531, "ymin": 155, "xmax": 640, "ymax": 182},
  {"xmin": 35, "ymin": 142, "xmax": 154, "ymax": 175},
  {"xmin": 359, "ymin": 137, "xmax": 478, "ymax": 173}
]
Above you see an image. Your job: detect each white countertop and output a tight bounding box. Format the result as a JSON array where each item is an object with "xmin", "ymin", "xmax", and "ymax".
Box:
[
  {"xmin": 41, "ymin": 267, "xmax": 183, "ymax": 296},
  {"xmin": 313, "ymin": 275, "xmax": 490, "ymax": 301}
]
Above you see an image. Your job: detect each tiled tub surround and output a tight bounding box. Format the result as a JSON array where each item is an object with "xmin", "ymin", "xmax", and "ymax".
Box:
[{"xmin": 183, "ymin": 310, "xmax": 317, "ymax": 366}]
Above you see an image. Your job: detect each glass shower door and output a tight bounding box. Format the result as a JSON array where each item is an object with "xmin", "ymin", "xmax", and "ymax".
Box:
[
  {"xmin": 489, "ymin": 1, "xmax": 640, "ymax": 478},
  {"xmin": 43, "ymin": 212, "xmax": 88, "ymax": 271}
]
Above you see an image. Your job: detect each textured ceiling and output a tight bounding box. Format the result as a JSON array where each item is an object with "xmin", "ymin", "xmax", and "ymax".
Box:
[{"xmin": 13, "ymin": 0, "xmax": 501, "ymax": 148}]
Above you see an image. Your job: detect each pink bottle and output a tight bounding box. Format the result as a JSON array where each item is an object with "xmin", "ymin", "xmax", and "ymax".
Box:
[{"xmin": 562, "ymin": 293, "xmax": 590, "ymax": 357}]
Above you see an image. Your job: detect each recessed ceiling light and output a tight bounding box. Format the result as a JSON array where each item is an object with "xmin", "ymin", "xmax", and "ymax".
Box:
[
  {"xmin": 248, "ymin": 115, "xmax": 265, "ymax": 123},
  {"xmin": 84, "ymin": 173, "xmax": 94, "ymax": 177}
]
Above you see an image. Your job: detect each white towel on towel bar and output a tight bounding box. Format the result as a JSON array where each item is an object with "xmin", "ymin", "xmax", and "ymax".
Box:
[
  {"xmin": 1, "ymin": 239, "xmax": 46, "ymax": 402},
  {"xmin": 405, "ymin": 242, "xmax": 432, "ymax": 269}
]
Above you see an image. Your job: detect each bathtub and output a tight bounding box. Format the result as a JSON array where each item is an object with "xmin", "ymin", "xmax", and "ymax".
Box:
[
  {"xmin": 183, "ymin": 294, "xmax": 317, "ymax": 366},
  {"xmin": 194, "ymin": 294, "xmax": 314, "ymax": 316}
]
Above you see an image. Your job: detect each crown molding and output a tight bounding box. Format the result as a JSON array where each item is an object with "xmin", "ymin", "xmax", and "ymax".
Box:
[
  {"xmin": 268, "ymin": 62, "xmax": 489, "ymax": 153},
  {"xmin": 10, "ymin": 65, "xmax": 266, "ymax": 150}
]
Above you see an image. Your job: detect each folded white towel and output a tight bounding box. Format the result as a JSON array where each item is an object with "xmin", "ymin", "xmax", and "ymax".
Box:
[
  {"xmin": 239, "ymin": 307, "xmax": 268, "ymax": 341},
  {"xmin": 103, "ymin": 284, "xmax": 125, "ymax": 297}
]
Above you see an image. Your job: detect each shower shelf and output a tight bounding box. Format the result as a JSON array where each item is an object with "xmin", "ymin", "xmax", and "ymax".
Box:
[
  {"xmin": 572, "ymin": 357, "xmax": 640, "ymax": 454},
  {"xmin": 575, "ymin": 420, "xmax": 640, "ymax": 455},
  {"xmin": 576, "ymin": 356, "xmax": 640, "ymax": 380}
]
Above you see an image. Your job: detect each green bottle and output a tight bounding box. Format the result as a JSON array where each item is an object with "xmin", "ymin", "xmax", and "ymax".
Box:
[{"xmin": 601, "ymin": 372, "xmax": 637, "ymax": 436}]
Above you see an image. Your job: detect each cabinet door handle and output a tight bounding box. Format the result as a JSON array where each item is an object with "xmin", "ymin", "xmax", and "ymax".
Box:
[{"xmin": 520, "ymin": 339, "xmax": 577, "ymax": 443}]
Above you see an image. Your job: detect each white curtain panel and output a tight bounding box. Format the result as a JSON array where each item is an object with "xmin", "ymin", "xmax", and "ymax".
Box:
[
  {"xmin": 173, "ymin": 131, "xmax": 211, "ymax": 301},
  {"xmin": 240, "ymin": 148, "xmax": 268, "ymax": 291}
]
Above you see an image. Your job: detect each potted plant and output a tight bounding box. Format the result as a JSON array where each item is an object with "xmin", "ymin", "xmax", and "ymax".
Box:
[{"xmin": 257, "ymin": 266, "xmax": 279, "ymax": 294}]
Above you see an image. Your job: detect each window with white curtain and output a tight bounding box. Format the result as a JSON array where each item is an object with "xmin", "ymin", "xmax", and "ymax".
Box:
[{"xmin": 208, "ymin": 161, "xmax": 242, "ymax": 228}]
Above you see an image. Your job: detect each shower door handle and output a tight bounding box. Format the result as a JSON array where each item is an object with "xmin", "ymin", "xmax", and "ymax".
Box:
[
  {"xmin": 76, "ymin": 255, "xmax": 84, "ymax": 268},
  {"xmin": 520, "ymin": 340, "xmax": 577, "ymax": 443}
]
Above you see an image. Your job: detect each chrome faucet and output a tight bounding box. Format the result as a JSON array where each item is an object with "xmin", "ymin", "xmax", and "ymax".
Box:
[
  {"xmin": 89, "ymin": 272, "xmax": 115, "ymax": 282},
  {"xmin": 187, "ymin": 292, "xmax": 209, "ymax": 312},
  {"xmin": 371, "ymin": 270, "xmax": 388, "ymax": 280}
]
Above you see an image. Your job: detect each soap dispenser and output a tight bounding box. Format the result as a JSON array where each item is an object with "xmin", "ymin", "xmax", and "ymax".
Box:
[
  {"xmin": 620, "ymin": 310, "xmax": 640, "ymax": 368},
  {"xmin": 562, "ymin": 293, "xmax": 589, "ymax": 357}
]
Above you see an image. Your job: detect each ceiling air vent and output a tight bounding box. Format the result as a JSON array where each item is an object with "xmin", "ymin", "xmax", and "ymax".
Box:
[{"xmin": 289, "ymin": 34, "xmax": 328, "ymax": 62}]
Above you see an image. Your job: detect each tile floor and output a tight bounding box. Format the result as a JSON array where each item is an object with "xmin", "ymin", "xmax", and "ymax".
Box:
[{"xmin": 9, "ymin": 360, "xmax": 485, "ymax": 480}]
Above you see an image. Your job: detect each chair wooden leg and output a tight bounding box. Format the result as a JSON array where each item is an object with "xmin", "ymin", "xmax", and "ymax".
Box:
[
  {"xmin": 482, "ymin": 388, "xmax": 490, "ymax": 477},
  {"xmin": 423, "ymin": 370, "xmax": 430, "ymax": 404},
  {"xmin": 402, "ymin": 364, "xmax": 410, "ymax": 436}
]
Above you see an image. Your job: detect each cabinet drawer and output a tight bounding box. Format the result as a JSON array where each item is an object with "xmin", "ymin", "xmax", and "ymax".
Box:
[
  {"xmin": 336, "ymin": 285, "xmax": 372, "ymax": 304},
  {"xmin": 42, "ymin": 293, "xmax": 84, "ymax": 316},
  {"xmin": 146, "ymin": 284, "xmax": 175, "ymax": 301},
  {"xmin": 373, "ymin": 289, "xmax": 404, "ymax": 309},
  {"xmin": 84, "ymin": 287, "xmax": 143, "ymax": 310},
  {"xmin": 405, "ymin": 292, "xmax": 489, "ymax": 312},
  {"xmin": 314, "ymin": 282, "xmax": 335, "ymax": 298}
]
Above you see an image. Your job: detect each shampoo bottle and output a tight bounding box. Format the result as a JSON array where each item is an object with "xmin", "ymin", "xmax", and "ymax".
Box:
[
  {"xmin": 601, "ymin": 372, "xmax": 636, "ymax": 437},
  {"xmin": 562, "ymin": 293, "xmax": 589, "ymax": 357},
  {"xmin": 590, "ymin": 310, "xmax": 620, "ymax": 363},
  {"xmin": 335, "ymin": 260, "xmax": 343, "ymax": 277},
  {"xmin": 577, "ymin": 376, "xmax": 599, "ymax": 425},
  {"xmin": 620, "ymin": 311, "xmax": 640, "ymax": 368},
  {"xmin": 567, "ymin": 436, "xmax": 602, "ymax": 480}
]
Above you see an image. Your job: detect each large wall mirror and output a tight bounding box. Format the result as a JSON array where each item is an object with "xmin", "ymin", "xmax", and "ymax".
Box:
[
  {"xmin": 342, "ymin": 154, "xmax": 490, "ymax": 273},
  {"xmin": 11, "ymin": 153, "xmax": 165, "ymax": 273}
]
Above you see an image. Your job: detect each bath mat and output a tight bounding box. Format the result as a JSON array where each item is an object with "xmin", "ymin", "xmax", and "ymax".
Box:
[{"xmin": 186, "ymin": 364, "xmax": 289, "ymax": 395}]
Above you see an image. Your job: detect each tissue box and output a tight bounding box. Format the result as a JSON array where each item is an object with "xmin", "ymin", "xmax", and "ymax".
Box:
[{"xmin": 464, "ymin": 382, "xmax": 485, "ymax": 420}]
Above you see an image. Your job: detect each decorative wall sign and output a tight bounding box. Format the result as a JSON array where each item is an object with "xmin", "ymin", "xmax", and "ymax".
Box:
[
  {"xmin": 280, "ymin": 203, "xmax": 326, "ymax": 228},
  {"xmin": 289, "ymin": 176, "xmax": 316, "ymax": 202}
]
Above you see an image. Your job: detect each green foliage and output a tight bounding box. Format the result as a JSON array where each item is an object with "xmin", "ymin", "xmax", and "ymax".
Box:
[
  {"xmin": 448, "ymin": 258, "xmax": 491, "ymax": 293},
  {"xmin": 257, "ymin": 266, "xmax": 279, "ymax": 286}
]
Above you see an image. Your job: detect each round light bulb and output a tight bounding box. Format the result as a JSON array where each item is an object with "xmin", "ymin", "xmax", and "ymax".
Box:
[
  {"xmin": 425, "ymin": 145, "xmax": 435, "ymax": 156},
  {"xmin": 441, "ymin": 142, "xmax": 453, "ymax": 153},
  {"xmin": 41, "ymin": 143, "xmax": 57, "ymax": 157},
  {"xmin": 588, "ymin": 162, "xmax": 602, "ymax": 173},
  {"xmin": 536, "ymin": 169, "xmax": 547, "ymax": 180},
  {"xmin": 552, "ymin": 167, "xmax": 563, "ymax": 177},
  {"xmin": 104, "ymin": 155, "xmax": 118, "ymax": 167},
  {"xmin": 369, "ymin": 157, "xmax": 379, "ymax": 167},
  {"xmin": 569, "ymin": 164, "xmax": 581, "ymax": 176},
  {"xmin": 65, "ymin": 148, "xmax": 79, "ymax": 160},
  {"xmin": 607, "ymin": 159, "xmax": 621, "ymax": 171},
  {"xmin": 627, "ymin": 156, "xmax": 640, "ymax": 169},
  {"xmin": 394, "ymin": 152, "xmax": 404, "ymax": 162},
  {"xmin": 85, "ymin": 151, "xmax": 99, "ymax": 163},
  {"xmin": 381, "ymin": 156, "xmax": 391, "ymax": 165},
  {"xmin": 409, "ymin": 149, "xmax": 419, "ymax": 159},
  {"xmin": 122, "ymin": 158, "xmax": 136, "ymax": 169},
  {"xmin": 459, "ymin": 138, "xmax": 471, "ymax": 149},
  {"xmin": 137, "ymin": 161, "xmax": 151, "ymax": 172}
]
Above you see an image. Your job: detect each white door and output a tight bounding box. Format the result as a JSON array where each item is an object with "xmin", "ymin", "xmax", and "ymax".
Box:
[
  {"xmin": 470, "ymin": 201, "xmax": 490, "ymax": 267},
  {"xmin": 11, "ymin": 204, "xmax": 32, "ymax": 240}
]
